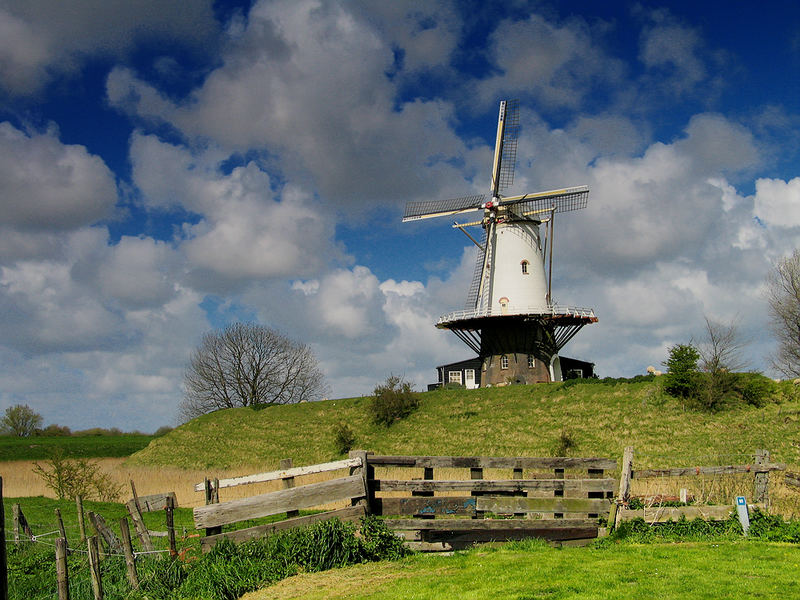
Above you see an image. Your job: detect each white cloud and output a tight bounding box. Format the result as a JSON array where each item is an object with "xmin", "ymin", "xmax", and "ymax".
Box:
[
  {"xmin": 753, "ymin": 177, "xmax": 800, "ymax": 228},
  {"xmin": 0, "ymin": 0, "xmax": 218, "ymax": 95},
  {"xmin": 129, "ymin": 132, "xmax": 341, "ymax": 289},
  {"xmin": 108, "ymin": 1, "xmax": 479, "ymax": 211},
  {"xmin": 0, "ymin": 122, "xmax": 117, "ymax": 232}
]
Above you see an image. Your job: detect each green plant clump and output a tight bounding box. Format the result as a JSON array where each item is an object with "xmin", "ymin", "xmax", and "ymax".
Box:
[
  {"xmin": 332, "ymin": 421, "xmax": 356, "ymax": 455},
  {"xmin": 7, "ymin": 516, "xmax": 410, "ymax": 600},
  {"xmin": 369, "ymin": 375, "xmax": 419, "ymax": 427}
]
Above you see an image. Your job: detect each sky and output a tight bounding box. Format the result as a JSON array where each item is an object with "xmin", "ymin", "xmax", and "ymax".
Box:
[{"xmin": 1, "ymin": 0, "xmax": 799, "ymax": 432}]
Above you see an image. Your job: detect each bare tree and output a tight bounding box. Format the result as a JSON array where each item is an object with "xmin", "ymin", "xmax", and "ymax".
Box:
[
  {"xmin": 767, "ymin": 249, "xmax": 800, "ymax": 377},
  {"xmin": 180, "ymin": 323, "xmax": 328, "ymax": 421},
  {"xmin": 698, "ymin": 316, "xmax": 747, "ymax": 375},
  {"xmin": 1, "ymin": 404, "xmax": 43, "ymax": 437}
]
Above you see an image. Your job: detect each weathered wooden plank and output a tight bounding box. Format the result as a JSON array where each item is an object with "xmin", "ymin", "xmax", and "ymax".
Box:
[
  {"xmin": 135, "ymin": 492, "xmax": 178, "ymax": 512},
  {"xmin": 633, "ymin": 463, "xmax": 786, "ymax": 479},
  {"xmin": 476, "ymin": 496, "xmax": 611, "ymax": 514},
  {"xmin": 385, "ymin": 518, "xmax": 600, "ymax": 531},
  {"xmin": 373, "ymin": 478, "xmax": 614, "ymax": 493},
  {"xmin": 423, "ymin": 527, "xmax": 598, "ymax": 544},
  {"xmin": 405, "ymin": 541, "xmax": 453, "ymax": 552},
  {"xmin": 200, "ymin": 505, "xmax": 366, "ymax": 551},
  {"xmin": 617, "ymin": 505, "xmax": 740, "ymax": 522},
  {"xmin": 368, "ymin": 455, "xmax": 616, "ymax": 471},
  {"xmin": 193, "ymin": 474, "xmax": 365, "ymax": 529},
  {"xmin": 193, "ymin": 457, "xmax": 362, "ymax": 492},
  {"xmin": 374, "ymin": 496, "xmax": 477, "ymax": 517},
  {"xmin": 785, "ymin": 471, "xmax": 800, "ymax": 490}
]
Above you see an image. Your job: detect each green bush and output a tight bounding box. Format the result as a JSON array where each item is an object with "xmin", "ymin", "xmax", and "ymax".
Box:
[
  {"xmin": 369, "ymin": 375, "xmax": 419, "ymax": 427},
  {"xmin": 733, "ymin": 372, "xmax": 776, "ymax": 408},
  {"xmin": 663, "ymin": 344, "xmax": 701, "ymax": 399},
  {"xmin": 332, "ymin": 421, "xmax": 356, "ymax": 455}
]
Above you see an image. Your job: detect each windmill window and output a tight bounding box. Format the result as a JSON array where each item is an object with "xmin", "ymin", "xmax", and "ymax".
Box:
[
  {"xmin": 448, "ymin": 371, "xmax": 462, "ymax": 385},
  {"xmin": 521, "ymin": 260, "xmax": 529, "ymax": 275},
  {"xmin": 527, "ymin": 355, "xmax": 535, "ymax": 369},
  {"xmin": 500, "ymin": 355, "xmax": 509, "ymax": 369}
]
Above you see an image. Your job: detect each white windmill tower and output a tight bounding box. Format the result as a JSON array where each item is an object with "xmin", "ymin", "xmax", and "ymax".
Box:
[{"xmin": 403, "ymin": 100, "xmax": 597, "ymax": 385}]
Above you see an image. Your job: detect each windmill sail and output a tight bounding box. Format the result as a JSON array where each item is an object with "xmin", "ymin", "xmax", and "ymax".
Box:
[
  {"xmin": 403, "ymin": 194, "xmax": 486, "ymax": 222},
  {"xmin": 496, "ymin": 99, "xmax": 519, "ymax": 193}
]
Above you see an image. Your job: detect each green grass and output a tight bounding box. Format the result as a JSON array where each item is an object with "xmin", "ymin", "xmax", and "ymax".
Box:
[
  {"xmin": 0, "ymin": 434, "xmax": 154, "ymax": 461},
  {"xmin": 257, "ymin": 540, "xmax": 800, "ymax": 600},
  {"xmin": 128, "ymin": 379, "xmax": 800, "ymax": 470}
]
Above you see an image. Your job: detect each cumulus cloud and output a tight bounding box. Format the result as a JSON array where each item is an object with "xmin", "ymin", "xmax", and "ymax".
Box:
[
  {"xmin": 0, "ymin": 0, "xmax": 218, "ymax": 95},
  {"xmin": 129, "ymin": 131, "xmax": 341, "ymax": 290},
  {"xmin": 477, "ymin": 13, "xmax": 625, "ymax": 109},
  {"xmin": 753, "ymin": 177, "xmax": 800, "ymax": 228},
  {"xmin": 108, "ymin": 1, "xmax": 481, "ymax": 211},
  {"xmin": 0, "ymin": 122, "xmax": 117, "ymax": 233}
]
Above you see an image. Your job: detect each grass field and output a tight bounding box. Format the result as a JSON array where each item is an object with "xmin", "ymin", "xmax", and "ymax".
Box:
[
  {"xmin": 0, "ymin": 434, "xmax": 154, "ymax": 461},
  {"xmin": 249, "ymin": 540, "xmax": 800, "ymax": 600}
]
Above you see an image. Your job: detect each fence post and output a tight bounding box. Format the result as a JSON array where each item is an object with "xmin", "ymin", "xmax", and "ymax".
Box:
[
  {"xmin": 280, "ymin": 459, "xmax": 299, "ymax": 519},
  {"xmin": 0, "ymin": 477, "xmax": 7, "ymax": 600},
  {"xmin": 75, "ymin": 496, "xmax": 86, "ymax": 544},
  {"xmin": 55, "ymin": 508, "xmax": 68, "ymax": 551},
  {"xmin": 87, "ymin": 536, "xmax": 103, "ymax": 600},
  {"xmin": 125, "ymin": 499, "xmax": 154, "ymax": 552},
  {"xmin": 614, "ymin": 446, "xmax": 634, "ymax": 529},
  {"xmin": 203, "ymin": 479, "xmax": 222, "ymax": 536},
  {"xmin": 118, "ymin": 518, "xmax": 139, "ymax": 590},
  {"xmin": 471, "ymin": 466, "xmax": 484, "ymax": 519},
  {"xmin": 754, "ymin": 449, "xmax": 770, "ymax": 508},
  {"xmin": 12, "ymin": 504, "xmax": 33, "ymax": 544},
  {"xmin": 349, "ymin": 450, "xmax": 372, "ymax": 513},
  {"xmin": 55, "ymin": 537, "xmax": 70, "ymax": 600},
  {"xmin": 165, "ymin": 496, "xmax": 177, "ymax": 558},
  {"xmin": 88, "ymin": 512, "xmax": 123, "ymax": 555}
]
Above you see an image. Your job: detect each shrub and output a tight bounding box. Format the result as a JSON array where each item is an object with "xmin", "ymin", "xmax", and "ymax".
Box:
[
  {"xmin": 32, "ymin": 449, "xmax": 123, "ymax": 501},
  {"xmin": 332, "ymin": 422, "xmax": 356, "ymax": 455},
  {"xmin": 552, "ymin": 428, "xmax": 578, "ymax": 456},
  {"xmin": 369, "ymin": 375, "xmax": 419, "ymax": 427},
  {"xmin": 733, "ymin": 372, "xmax": 776, "ymax": 408},
  {"xmin": 663, "ymin": 344, "xmax": 700, "ymax": 399}
]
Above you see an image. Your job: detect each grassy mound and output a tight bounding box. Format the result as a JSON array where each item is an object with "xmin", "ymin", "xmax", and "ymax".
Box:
[{"xmin": 129, "ymin": 380, "xmax": 800, "ymax": 470}]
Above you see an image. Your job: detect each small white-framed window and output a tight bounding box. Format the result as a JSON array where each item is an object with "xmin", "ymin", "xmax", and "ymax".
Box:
[
  {"xmin": 448, "ymin": 370, "xmax": 462, "ymax": 384},
  {"xmin": 500, "ymin": 355, "xmax": 509, "ymax": 369},
  {"xmin": 527, "ymin": 355, "xmax": 535, "ymax": 369},
  {"xmin": 521, "ymin": 260, "xmax": 529, "ymax": 275}
]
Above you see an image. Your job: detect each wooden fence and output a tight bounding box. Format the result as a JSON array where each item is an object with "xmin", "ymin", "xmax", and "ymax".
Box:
[
  {"xmin": 612, "ymin": 447, "xmax": 786, "ymax": 526},
  {"xmin": 193, "ymin": 452, "xmax": 617, "ymax": 552}
]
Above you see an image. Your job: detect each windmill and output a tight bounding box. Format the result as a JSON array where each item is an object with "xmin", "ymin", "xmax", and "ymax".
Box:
[{"xmin": 403, "ymin": 100, "xmax": 597, "ymax": 385}]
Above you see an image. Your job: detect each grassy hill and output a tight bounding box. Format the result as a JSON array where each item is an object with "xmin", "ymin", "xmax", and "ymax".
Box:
[{"xmin": 129, "ymin": 379, "xmax": 800, "ymax": 471}]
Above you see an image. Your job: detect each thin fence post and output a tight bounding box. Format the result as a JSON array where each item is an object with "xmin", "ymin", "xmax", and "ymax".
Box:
[
  {"xmin": 754, "ymin": 449, "xmax": 770, "ymax": 508},
  {"xmin": 87, "ymin": 535, "xmax": 103, "ymax": 600},
  {"xmin": 0, "ymin": 477, "xmax": 8, "ymax": 600},
  {"xmin": 88, "ymin": 511, "xmax": 123, "ymax": 556},
  {"xmin": 12, "ymin": 504, "xmax": 32, "ymax": 544},
  {"xmin": 55, "ymin": 537, "xmax": 70, "ymax": 600},
  {"xmin": 165, "ymin": 496, "xmax": 177, "ymax": 558},
  {"xmin": 471, "ymin": 466, "xmax": 484, "ymax": 519},
  {"xmin": 55, "ymin": 508, "xmax": 68, "ymax": 551},
  {"xmin": 118, "ymin": 518, "xmax": 139, "ymax": 590},
  {"xmin": 125, "ymin": 499, "xmax": 153, "ymax": 552},
  {"xmin": 280, "ymin": 459, "xmax": 299, "ymax": 519},
  {"xmin": 614, "ymin": 446, "xmax": 634, "ymax": 529},
  {"xmin": 213, "ymin": 478, "xmax": 220, "ymax": 504},
  {"xmin": 75, "ymin": 496, "xmax": 86, "ymax": 544}
]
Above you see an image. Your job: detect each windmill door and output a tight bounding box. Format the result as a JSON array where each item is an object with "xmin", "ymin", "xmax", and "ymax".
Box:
[{"xmin": 464, "ymin": 369, "xmax": 477, "ymax": 389}]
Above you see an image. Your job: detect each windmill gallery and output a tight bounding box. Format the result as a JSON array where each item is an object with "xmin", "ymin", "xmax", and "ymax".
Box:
[{"xmin": 404, "ymin": 100, "xmax": 597, "ymax": 389}]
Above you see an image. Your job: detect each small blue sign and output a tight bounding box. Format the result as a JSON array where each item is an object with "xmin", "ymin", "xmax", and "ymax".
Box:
[{"xmin": 735, "ymin": 496, "xmax": 750, "ymax": 535}]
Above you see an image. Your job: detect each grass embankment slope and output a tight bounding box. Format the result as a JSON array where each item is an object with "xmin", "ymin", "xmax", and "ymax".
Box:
[{"xmin": 130, "ymin": 380, "xmax": 800, "ymax": 471}]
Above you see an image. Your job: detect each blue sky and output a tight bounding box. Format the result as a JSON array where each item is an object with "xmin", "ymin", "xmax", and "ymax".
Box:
[{"xmin": 1, "ymin": 0, "xmax": 799, "ymax": 432}]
